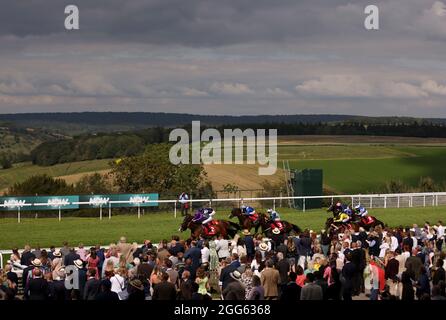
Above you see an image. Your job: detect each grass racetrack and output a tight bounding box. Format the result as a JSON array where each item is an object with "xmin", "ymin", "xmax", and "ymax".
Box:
[{"xmin": 1, "ymin": 206, "xmax": 445, "ymax": 250}]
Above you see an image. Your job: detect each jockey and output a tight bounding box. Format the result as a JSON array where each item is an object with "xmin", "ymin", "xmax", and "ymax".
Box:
[
  {"xmin": 193, "ymin": 207, "xmax": 216, "ymax": 225},
  {"xmin": 333, "ymin": 212, "xmax": 350, "ymax": 224},
  {"xmin": 354, "ymin": 205, "xmax": 368, "ymax": 218},
  {"xmin": 343, "ymin": 205, "xmax": 354, "ymax": 218},
  {"xmin": 267, "ymin": 208, "xmax": 281, "ymax": 221},
  {"xmin": 241, "ymin": 205, "xmax": 256, "ymax": 216}
]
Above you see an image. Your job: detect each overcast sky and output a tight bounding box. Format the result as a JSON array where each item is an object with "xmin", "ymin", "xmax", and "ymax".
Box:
[{"xmin": 1, "ymin": 0, "xmax": 446, "ymax": 117}]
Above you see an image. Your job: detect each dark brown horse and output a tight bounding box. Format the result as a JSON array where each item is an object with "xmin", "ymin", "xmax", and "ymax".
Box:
[
  {"xmin": 229, "ymin": 208, "xmax": 260, "ymax": 232},
  {"xmin": 325, "ymin": 215, "xmax": 385, "ymax": 237},
  {"xmin": 258, "ymin": 212, "xmax": 301, "ymax": 237},
  {"xmin": 179, "ymin": 214, "xmax": 240, "ymax": 239}
]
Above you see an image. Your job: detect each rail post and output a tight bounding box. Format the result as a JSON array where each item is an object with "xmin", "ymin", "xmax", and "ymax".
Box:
[
  {"xmin": 108, "ymin": 202, "xmax": 112, "ymax": 219},
  {"xmin": 384, "ymin": 196, "xmax": 387, "ymax": 209},
  {"xmin": 174, "ymin": 201, "xmax": 177, "ymax": 218},
  {"xmin": 273, "ymin": 199, "xmax": 276, "ymax": 211},
  {"xmin": 303, "ymin": 198, "xmax": 306, "ymax": 212},
  {"xmin": 18, "ymin": 208, "xmax": 21, "ymax": 224},
  {"xmin": 99, "ymin": 205, "xmax": 103, "ymax": 220},
  {"xmin": 58, "ymin": 206, "xmax": 61, "ymax": 221},
  {"xmin": 397, "ymin": 196, "xmax": 400, "ymax": 208},
  {"xmin": 423, "ymin": 195, "xmax": 426, "ymax": 207}
]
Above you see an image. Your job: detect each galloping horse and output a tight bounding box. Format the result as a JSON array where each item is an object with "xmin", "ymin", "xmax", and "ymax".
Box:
[
  {"xmin": 325, "ymin": 215, "xmax": 385, "ymax": 237},
  {"xmin": 179, "ymin": 214, "xmax": 240, "ymax": 239},
  {"xmin": 258, "ymin": 212, "xmax": 301, "ymax": 237},
  {"xmin": 229, "ymin": 208, "xmax": 260, "ymax": 232}
]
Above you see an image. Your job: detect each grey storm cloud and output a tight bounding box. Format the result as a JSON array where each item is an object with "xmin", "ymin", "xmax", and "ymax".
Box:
[{"xmin": 1, "ymin": 0, "xmax": 446, "ymax": 116}]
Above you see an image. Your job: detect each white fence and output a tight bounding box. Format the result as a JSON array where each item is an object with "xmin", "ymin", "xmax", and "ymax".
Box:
[{"xmin": 3, "ymin": 191, "xmax": 446, "ymax": 223}]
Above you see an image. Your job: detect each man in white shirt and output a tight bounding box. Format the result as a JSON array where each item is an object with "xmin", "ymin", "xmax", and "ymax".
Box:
[
  {"xmin": 434, "ymin": 220, "xmax": 445, "ymax": 251},
  {"xmin": 179, "ymin": 192, "xmax": 189, "ymax": 216}
]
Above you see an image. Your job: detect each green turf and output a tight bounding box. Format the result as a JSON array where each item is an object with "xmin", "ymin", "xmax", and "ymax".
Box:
[
  {"xmin": 0, "ymin": 159, "xmax": 111, "ymax": 190},
  {"xmin": 288, "ymin": 145, "xmax": 446, "ymax": 193},
  {"xmin": 1, "ymin": 206, "xmax": 445, "ymax": 250}
]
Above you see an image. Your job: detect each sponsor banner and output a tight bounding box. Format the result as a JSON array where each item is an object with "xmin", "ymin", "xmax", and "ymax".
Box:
[
  {"xmin": 78, "ymin": 193, "xmax": 159, "ymax": 208},
  {"xmin": 0, "ymin": 195, "xmax": 79, "ymax": 211},
  {"xmin": 0, "ymin": 193, "xmax": 158, "ymax": 211}
]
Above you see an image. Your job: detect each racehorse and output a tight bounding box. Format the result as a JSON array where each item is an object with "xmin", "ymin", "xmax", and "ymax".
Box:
[
  {"xmin": 258, "ymin": 212, "xmax": 301, "ymax": 237},
  {"xmin": 229, "ymin": 208, "xmax": 260, "ymax": 232},
  {"xmin": 325, "ymin": 215, "xmax": 385, "ymax": 237},
  {"xmin": 179, "ymin": 214, "xmax": 240, "ymax": 239}
]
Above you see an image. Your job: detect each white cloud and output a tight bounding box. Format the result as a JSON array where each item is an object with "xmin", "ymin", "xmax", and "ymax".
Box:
[
  {"xmin": 180, "ymin": 87, "xmax": 209, "ymax": 97},
  {"xmin": 296, "ymin": 75, "xmax": 429, "ymax": 99},
  {"xmin": 210, "ymin": 82, "xmax": 254, "ymax": 95},
  {"xmin": 421, "ymin": 79, "xmax": 446, "ymax": 95},
  {"xmin": 296, "ymin": 75, "xmax": 373, "ymax": 97},
  {"xmin": 265, "ymin": 87, "xmax": 293, "ymax": 97}
]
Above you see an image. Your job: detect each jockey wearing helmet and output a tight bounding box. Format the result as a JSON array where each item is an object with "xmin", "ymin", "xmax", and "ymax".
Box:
[
  {"xmin": 343, "ymin": 205, "xmax": 354, "ymax": 218},
  {"xmin": 193, "ymin": 207, "xmax": 216, "ymax": 225},
  {"xmin": 267, "ymin": 208, "xmax": 281, "ymax": 221},
  {"xmin": 354, "ymin": 205, "xmax": 368, "ymax": 218},
  {"xmin": 241, "ymin": 205, "xmax": 256, "ymax": 216}
]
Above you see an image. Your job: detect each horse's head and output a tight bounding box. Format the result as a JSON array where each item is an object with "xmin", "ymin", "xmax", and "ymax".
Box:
[
  {"xmin": 229, "ymin": 208, "xmax": 242, "ymax": 219},
  {"xmin": 258, "ymin": 212, "xmax": 269, "ymax": 224},
  {"xmin": 179, "ymin": 214, "xmax": 193, "ymax": 232}
]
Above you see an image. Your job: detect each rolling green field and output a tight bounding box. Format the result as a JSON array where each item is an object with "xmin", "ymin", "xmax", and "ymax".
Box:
[
  {"xmin": 1, "ymin": 137, "xmax": 446, "ymax": 194},
  {"xmin": 0, "ymin": 159, "xmax": 111, "ymax": 191},
  {"xmin": 284, "ymin": 145, "xmax": 446, "ymax": 193},
  {"xmin": 1, "ymin": 206, "xmax": 445, "ymax": 250}
]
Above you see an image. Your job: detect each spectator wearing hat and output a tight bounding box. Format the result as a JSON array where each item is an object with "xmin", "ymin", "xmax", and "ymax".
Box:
[
  {"xmin": 260, "ymin": 259, "xmax": 280, "ymax": 300},
  {"xmin": 70, "ymin": 259, "xmax": 87, "ymax": 300},
  {"xmin": 242, "ymin": 230, "xmax": 255, "ymax": 261},
  {"xmin": 22, "ymin": 258, "xmax": 43, "ymax": 298},
  {"xmin": 127, "ymin": 279, "xmax": 145, "ymax": 300},
  {"xmin": 222, "ymin": 270, "xmax": 246, "ymax": 300},
  {"xmin": 152, "ymin": 272, "xmax": 177, "ymax": 300}
]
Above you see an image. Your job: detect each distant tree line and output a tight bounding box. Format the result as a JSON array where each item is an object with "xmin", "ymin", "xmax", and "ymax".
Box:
[
  {"xmin": 30, "ymin": 121, "xmax": 446, "ymax": 166},
  {"xmin": 31, "ymin": 127, "xmax": 168, "ymax": 166},
  {"xmin": 8, "ymin": 143, "xmax": 213, "ymax": 200}
]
